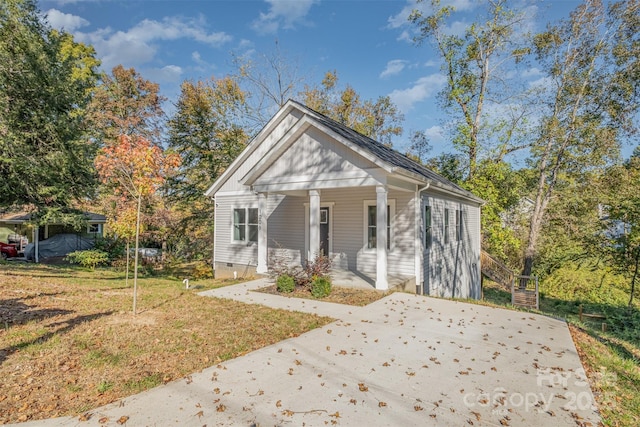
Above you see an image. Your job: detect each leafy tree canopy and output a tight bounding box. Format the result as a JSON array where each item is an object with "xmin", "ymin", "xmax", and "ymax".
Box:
[
  {"xmin": 88, "ymin": 65, "xmax": 166, "ymax": 146},
  {"xmin": 301, "ymin": 71, "xmax": 404, "ymax": 146},
  {"xmin": 0, "ymin": 0, "xmax": 100, "ymax": 217},
  {"xmin": 165, "ymin": 76, "xmax": 249, "ymax": 259}
]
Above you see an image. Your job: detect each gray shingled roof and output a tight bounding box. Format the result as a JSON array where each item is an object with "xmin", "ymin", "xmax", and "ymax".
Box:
[{"xmin": 291, "ymin": 100, "xmax": 480, "ymax": 201}]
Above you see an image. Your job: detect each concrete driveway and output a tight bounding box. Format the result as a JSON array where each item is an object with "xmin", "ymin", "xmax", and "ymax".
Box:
[{"xmin": 17, "ymin": 279, "xmax": 601, "ymax": 426}]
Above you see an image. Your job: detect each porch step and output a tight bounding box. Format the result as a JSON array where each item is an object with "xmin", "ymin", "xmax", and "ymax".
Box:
[{"xmin": 329, "ymin": 268, "xmax": 415, "ymax": 292}]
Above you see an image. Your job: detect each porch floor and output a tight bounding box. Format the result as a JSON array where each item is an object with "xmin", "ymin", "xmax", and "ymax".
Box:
[{"xmin": 330, "ymin": 268, "xmax": 415, "ymax": 292}]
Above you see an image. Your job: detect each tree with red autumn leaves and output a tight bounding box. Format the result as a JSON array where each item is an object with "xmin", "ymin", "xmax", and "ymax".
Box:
[{"xmin": 95, "ymin": 134, "xmax": 180, "ymax": 314}]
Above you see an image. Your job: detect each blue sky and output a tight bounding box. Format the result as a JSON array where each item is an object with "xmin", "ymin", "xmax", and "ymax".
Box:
[{"xmin": 39, "ymin": 0, "xmax": 583, "ymax": 157}]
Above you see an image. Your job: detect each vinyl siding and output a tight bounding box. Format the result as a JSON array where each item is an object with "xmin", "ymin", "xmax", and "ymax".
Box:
[
  {"xmin": 422, "ymin": 192, "xmax": 481, "ymax": 299},
  {"xmin": 217, "ymin": 109, "xmax": 304, "ymax": 193},
  {"xmin": 215, "ymin": 188, "xmax": 417, "ymax": 281},
  {"xmin": 266, "ymin": 194, "xmax": 306, "ymax": 266},
  {"xmin": 214, "ymin": 194, "xmax": 260, "ymax": 267},
  {"xmin": 261, "ymin": 127, "xmax": 378, "ymax": 179},
  {"xmin": 320, "ymin": 187, "xmax": 415, "ymax": 278}
]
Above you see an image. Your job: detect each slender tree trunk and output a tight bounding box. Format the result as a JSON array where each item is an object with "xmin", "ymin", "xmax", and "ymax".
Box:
[
  {"xmin": 628, "ymin": 247, "xmax": 640, "ymax": 308},
  {"xmin": 133, "ymin": 192, "xmax": 142, "ymax": 315},
  {"xmin": 522, "ymin": 158, "xmax": 552, "ymax": 276},
  {"xmin": 125, "ymin": 240, "xmax": 130, "ymax": 288}
]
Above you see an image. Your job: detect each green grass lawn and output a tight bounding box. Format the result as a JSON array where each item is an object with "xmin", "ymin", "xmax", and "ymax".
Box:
[{"xmin": 0, "ymin": 263, "xmax": 333, "ymax": 424}]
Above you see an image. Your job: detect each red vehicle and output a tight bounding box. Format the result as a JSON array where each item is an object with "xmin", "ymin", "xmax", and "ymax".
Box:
[{"xmin": 0, "ymin": 242, "xmax": 18, "ymax": 259}]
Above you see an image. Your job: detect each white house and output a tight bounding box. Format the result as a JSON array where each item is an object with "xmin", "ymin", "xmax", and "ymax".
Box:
[{"xmin": 205, "ymin": 100, "xmax": 483, "ymax": 299}]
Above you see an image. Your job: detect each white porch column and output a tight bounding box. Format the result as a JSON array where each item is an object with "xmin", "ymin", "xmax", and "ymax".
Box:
[
  {"xmin": 414, "ymin": 187, "xmax": 422, "ymax": 293},
  {"xmin": 309, "ymin": 190, "xmax": 320, "ymax": 260},
  {"xmin": 376, "ymin": 185, "xmax": 388, "ymax": 290},
  {"xmin": 256, "ymin": 192, "xmax": 268, "ymax": 274}
]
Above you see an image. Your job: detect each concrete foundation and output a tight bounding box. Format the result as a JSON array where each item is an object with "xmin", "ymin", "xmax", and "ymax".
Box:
[{"xmin": 214, "ymin": 261, "xmax": 258, "ymax": 280}]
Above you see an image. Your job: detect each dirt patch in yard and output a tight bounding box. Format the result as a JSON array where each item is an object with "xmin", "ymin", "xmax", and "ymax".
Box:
[{"xmin": 0, "ymin": 264, "xmax": 332, "ymax": 424}]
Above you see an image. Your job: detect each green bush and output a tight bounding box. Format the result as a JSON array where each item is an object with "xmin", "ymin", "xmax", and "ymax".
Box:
[
  {"xmin": 540, "ymin": 261, "xmax": 629, "ymax": 306},
  {"xmin": 270, "ymin": 250, "xmax": 333, "ymax": 288},
  {"xmin": 311, "ymin": 276, "xmax": 332, "ymax": 298},
  {"xmin": 276, "ymin": 274, "xmax": 295, "ymax": 293},
  {"xmin": 65, "ymin": 250, "xmax": 110, "ymax": 269},
  {"xmin": 192, "ymin": 260, "xmax": 213, "ymax": 279},
  {"xmin": 93, "ymin": 236, "xmax": 125, "ymax": 260}
]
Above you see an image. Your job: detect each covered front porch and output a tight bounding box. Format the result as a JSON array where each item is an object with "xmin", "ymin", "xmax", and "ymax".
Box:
[
  {"xmin": 234, "ymin": 108, "xmax": 426, "ymax": 291},
  {"xmin": 249, "ymin": 184, "xmax": 420, "ymax": 291}
]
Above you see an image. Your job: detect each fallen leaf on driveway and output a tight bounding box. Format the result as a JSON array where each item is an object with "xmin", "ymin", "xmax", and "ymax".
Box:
[{"xmin": 78, "ymin": 412, "xmax": 92, "ymax": 421}]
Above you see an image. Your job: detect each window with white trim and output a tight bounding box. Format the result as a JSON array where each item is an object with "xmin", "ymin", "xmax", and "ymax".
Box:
[
  {"xmin": 364, "ymin": 200, "xmax": 395, "ymax": 250},
  {"xmin": 233, "ymin": 207, "xmax": 258, "ymax": 243},
  {"xmin": 456, "ymin": 209, "xmax": 463, "ymax": 241},
  {"xmin": 87, "ymin": 223, "xmax": 101, "ymax": 234}
]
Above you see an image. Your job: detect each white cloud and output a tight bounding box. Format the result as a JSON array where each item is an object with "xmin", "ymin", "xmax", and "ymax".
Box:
[
  {"xmin": 252, "ymin": 0, "xmax": 319, "ymax": 34},
  {"xmin": 388, "ymin": 0, "xmax": 480, "ymax": 43},
  {"xmin": 45, "ymin": 9, "xmax": 89, "ymax": 31},
  {"xmin": 424, "ymin": 125, "xmax": 445, "ymax": 144},
  {"xmin": 388, "ymin": 73, "xmax": 446, "ymax": 112},
  {"xmin": 53, "ymin": 0, "xmax": 99, "ymax": 5},
  {"xmin": 396, "ymin": 29, "xmax": 412, "ymax": 43},
  {"xmin": 125, "ymin": 17, "xmax": 231, "ymax": 46},
  {"xmin": 74, "ymin": 16, "xmax": 232, "ymax": 70},
  {"xmin": 446, "ymin": 0, "xmax": 475, "ymax": 11},
  {"xmin": 441, "ymin": 19, "xmax": 469, "ymax": 37},
  {"xmin": 238, "ymin": 39, "xmax": 254, "ymax": 49},
  {"xmin": 145, "ymin": 65, "xmax": 183, "ymax": 83},
  {"xmin": 380, "ymin": 59, "xmax": 408, "ymax": 79},
  {"xmin": 528, "ymin": 76, "xmax": 554, "ymax": 90},
  {"xmin": 388, "ymin": 0, "xmax": 476, "ymax": 29},
  {"xmin": 522, "ymin": 67, "xmax": 543, "ymax": 79},
  {"xmin": 387, "ymin": 1, "xmax": 423, "ymax": 30}
]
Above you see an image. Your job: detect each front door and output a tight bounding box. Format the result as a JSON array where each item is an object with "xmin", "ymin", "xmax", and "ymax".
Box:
[{"xmin": 319, "ymin": 207, "xmax": 330, "ymax": 256}]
